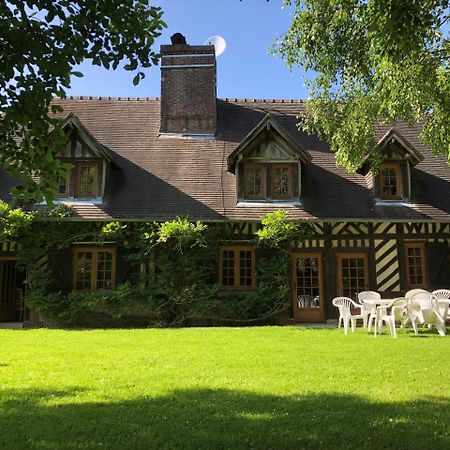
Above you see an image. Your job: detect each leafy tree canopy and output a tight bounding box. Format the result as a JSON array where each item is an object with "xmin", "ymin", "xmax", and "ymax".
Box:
[
  {"xmin": 275, "ymin": 0, "xmax": 450, "ymax": 171},
  {"xmin": 0, "ymin": 0, "xmax": 165, "ymax": 202}
]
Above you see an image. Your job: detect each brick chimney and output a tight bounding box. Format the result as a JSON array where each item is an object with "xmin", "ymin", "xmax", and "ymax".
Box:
[{"xmin": 160, "ymin": 33, "xmax": 217, "ymax": 136}]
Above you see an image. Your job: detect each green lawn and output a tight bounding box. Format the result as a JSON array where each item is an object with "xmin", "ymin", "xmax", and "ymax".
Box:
[{"xmin": 1, "ymin": 327, "xmax": 449, "ymax": 449}]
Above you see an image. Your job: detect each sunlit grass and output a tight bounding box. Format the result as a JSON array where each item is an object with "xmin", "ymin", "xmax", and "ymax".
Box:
[{"xmin": 1, "ymin": 327, "xmax": 449, "ymax": 449}]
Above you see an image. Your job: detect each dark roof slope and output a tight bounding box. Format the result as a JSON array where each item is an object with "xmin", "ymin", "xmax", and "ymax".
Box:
[{"xmin": 1, "ymin": 96, "xmax": 450, "ymax": 222}]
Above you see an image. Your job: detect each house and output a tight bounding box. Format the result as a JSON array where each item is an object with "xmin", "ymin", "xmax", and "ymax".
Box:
[{"xmin": 1, "ymin": 34, "xmax": 450, "ymax": 324}]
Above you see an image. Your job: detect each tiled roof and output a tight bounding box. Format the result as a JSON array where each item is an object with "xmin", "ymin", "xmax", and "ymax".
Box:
[{"xmin": 1, "ymin": 96, "xmax": 450, "ymax": 222}]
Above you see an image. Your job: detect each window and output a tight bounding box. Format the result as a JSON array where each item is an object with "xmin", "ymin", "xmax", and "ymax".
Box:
[
  {"xmin": 271, "ymin": 164, "xmax": 292, "ymax": 199},
  {"xmin": 53, "ymin": 159, "xmax": 102, "ymax": 199},
  {"xmin": 242, "ymin": 162, "xmax": 295, "ymax": 201},
  {"xmin": 219, "ymin": 245, "xmax": 256, "ymax": 290},
  {"xmin": 56, "ymin": 173, "xmax": 70, "ymax": 197},
  {"xmin": 76, "ymin": 162, "xmax": 99, "ymax": 198},
  {"xmin": 244, "ymin": 163, "xmax": 265, "ymax": 199},
  {"xmin": 380, "ymin": 163, "xmax": 402, "ymax": 199},
  {"xmin": 73, "ymin": 247, "xmax": 116, "ymax": 290},
  {"xmin": 337, "ymin": 253, "xmax": 369, "ymax": 299},
  {"xmin": 405, "ymin": 242, "xmax": 427, "ymax": 289}
]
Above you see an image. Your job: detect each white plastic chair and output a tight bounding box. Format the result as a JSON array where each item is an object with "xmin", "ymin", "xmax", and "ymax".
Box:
[
  {"xmin": 431, "ymin": 296, "xmax": 449, "ymax": 336},
  {"xmin": 358, "ymin": 291, "xmax": 381, "ymax": 331},
  {"xmin": 332, "ymin": 297, "xmax": 364, "ymax": 335},
  {"xmin": 433, "ymin": 289, "xmax": 450, "ymax": 320},
  {"xmin": 375, "ymin": 298, "xmax": 407, "ymax": 338},
  {"xmin": 405, "ymin": 288, "xmax": 428, "ymax": 299},
  {"xmin": 410, "ymin": 292, "xmax": 446, "ymax": 336}
]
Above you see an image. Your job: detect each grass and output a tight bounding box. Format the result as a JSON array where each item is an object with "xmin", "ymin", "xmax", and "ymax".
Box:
[{"xmin": 1, "ymin": 326, "xmax": 450, "ymax": 449}]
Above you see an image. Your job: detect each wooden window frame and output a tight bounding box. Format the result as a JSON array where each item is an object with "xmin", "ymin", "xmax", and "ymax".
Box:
[
  {"xmin": 218, "ymin": 245, "xmax": 256, "ymax": 291},
  {"xmin": 55, "ymin": 171, "xmax": 71, "ymax": 198},
  {"xmin": 72, "ymin": 247, "xmax": 116, "ymax": 291},
  {"xmin": 380, "ymin": 162, "xmax": 402, "ymax": 200},
  {"xmin": 243, "ymin": 163, "xmax": 265, "ymax": 200},
  {"xmin": 336, "ymin": 252, "xmax": 369, "ymax": 298},
  {"xmin": 404, "ymin": 242, "xmax": 428, "ymax": 289},
  {"xmin": 75, "ymin": 161, "xmax": 99, "ymax": 198},
  {"xmin": 271, "ymin": 163, "xmax": 293, "ymax": 199}
]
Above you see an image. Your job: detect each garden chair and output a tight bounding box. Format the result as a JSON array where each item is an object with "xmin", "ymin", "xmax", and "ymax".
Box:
[
  {"xmin": 332, "ymin": 297, "xmax": 364, "ymax": 335},
  {"xmin": 357, "ymin": 291, "xmax": 381, "ymax": 331},
  {"xmin": 431, "ymin": 296, "xmax": 449, "ymax": 336},
  {"xmin": 405, "ymin": 288, "xmax": 428, "ymax": 299},
  {"xmin": 410, "ymin": 292, "xmax": 446, "ymax": 336},
  {"xmin": 432, "ymin": 289, "xmax": 450, "ymax": 320},
  {"xmin": 374, "ymin": 298, "xmax": 407, "ymax": 338}
]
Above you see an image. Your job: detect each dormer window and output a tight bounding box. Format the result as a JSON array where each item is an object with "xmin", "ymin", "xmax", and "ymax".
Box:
[
  {"xmin": 52, "ymin": 114, "xmax": 112, "ymax": 202},
  {"xmin": 380, "ymin": 163, "xmax": 402, "ymax": 199},
  {"xmin": 357, "ymin": 128, "xmax": 424, "ymax": 204},
  {"xmin": 272, "ymin": 164, "xmax": 292, "ymax": 199},
  {"xmin": 76, "ymin": 162, "xmax": 99, "ymax": 198},
  {"xmin": 228, "ymin": 114, "xmax": 312, "ymax": 204},
  {"xmin": 56, "ymin": 173, "xmax": 70, "ymax": 197},
  {"xmin": 244, "ymin": 163, "xmax": 265, "ymax": 199}
]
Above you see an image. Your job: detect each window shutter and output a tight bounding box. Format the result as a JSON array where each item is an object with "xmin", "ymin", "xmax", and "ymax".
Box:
[
  {"xmin": 292, "ymin": 163, "xmax": 299, "ymax": 199},
  {"xmin": 426, "ymin": 242, "xmax": 450, "ymax": 289},
  {"xmin": 237, "ymin": 162, "xmax": 244, "ymax": 199},
  {"xmin": 401, "ymin": 161, "xmax": 409, "ymax": 199},
  {"xmin": 50, "ymin": 248, "xmax": 73, "ymax": 292},
  {"xmin": 115, "ymin": 247, "xmax": 131, "ymax": 285}
]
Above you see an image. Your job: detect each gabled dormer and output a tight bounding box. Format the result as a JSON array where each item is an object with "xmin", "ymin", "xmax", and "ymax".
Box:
[
  {"xmin": 227, "ymin": 114, "xmax": 312, "ymax": 204},
  {"xmin": 359, "ymin": 128, "xmax": 424, "ymax": 203},
  {"xmin": 55, "ymin": 114, "xmax": 112, "ymax": 202}
]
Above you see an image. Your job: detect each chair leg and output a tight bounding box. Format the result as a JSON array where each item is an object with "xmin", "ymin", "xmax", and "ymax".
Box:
[
  {"xmin": 367, "ymin": 313, "xmax": 373, "ymax": 332},
  {"xmin": 351, "ymin": 318, "xmax": 356, "ymax": 332},
  {"xmin": 338, "ymin": 316, "xmax": 342, "ymax": 330},
  {"xmin": 411, "ymin": 319, "xmax": 418, "ymax": 336},
  {"xmin": 436, "ymin": 321, "xmax": 446, "ymax": 337},
  {"xmin": 343, "ymin": 318, "xmax": 349, "ymax": 336}
]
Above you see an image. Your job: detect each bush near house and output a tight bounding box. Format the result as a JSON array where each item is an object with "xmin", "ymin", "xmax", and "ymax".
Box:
[{"xmin": 1, "ymin": 202, "xmax": 310, "ymax": 327}]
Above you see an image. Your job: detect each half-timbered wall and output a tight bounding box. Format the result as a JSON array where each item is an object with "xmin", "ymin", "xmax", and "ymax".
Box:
[{"xmin": 0, "ymin": 241, "xmax": 17, "ymax": 257}]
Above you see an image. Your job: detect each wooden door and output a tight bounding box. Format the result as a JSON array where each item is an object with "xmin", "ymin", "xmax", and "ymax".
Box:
[
  {"xmin": 336, "ymin": 253, "xmax": 369, "ymax": 299},
  {"xmin": 292, "ymin": 253, "xmax": 324, "ymax": 322},
  {"xmin": 0, "ymin": 259, "xmax": 17, "ymax": 321}
]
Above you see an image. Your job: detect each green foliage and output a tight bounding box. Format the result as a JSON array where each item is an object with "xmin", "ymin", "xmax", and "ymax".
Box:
[
  {"xmin": 12, "ymin": 212, "xmax": 309, "ymax": 327},
  {"xmin": 99, "ymin": 221, "xmax": 127, "ymax": 240},
  {"xmin": 0, "ymin": 200, "xmax": 33, "ymax": 240},
  {"xmin": 157, "ymin": 217, "xmax": 208, "ymax": 253},
  {"xmin": 0, "ymin": 1, "xmax": 166, "ymax": 203},
  {"xmin": 255, "ymin": 210, "xmax": 312, "ymax": 249},
  {"xmin": 275, "ymin": 1, "xmax": 450, "ymax": 169}
]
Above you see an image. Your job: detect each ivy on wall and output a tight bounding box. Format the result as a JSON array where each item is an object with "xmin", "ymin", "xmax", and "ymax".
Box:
[{"xmin": 0, "ymin": 201, "xmax": 312, "ymax": 327}]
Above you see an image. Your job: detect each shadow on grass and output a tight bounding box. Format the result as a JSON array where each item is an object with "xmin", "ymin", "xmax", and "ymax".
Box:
[{"xmin": 1, "ymin": 387, "xmax": 449, "ymax": 449}]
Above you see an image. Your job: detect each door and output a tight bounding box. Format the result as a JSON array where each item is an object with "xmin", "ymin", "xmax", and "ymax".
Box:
[
  {"xmin": 336, "ymin": 253, "xmax": 369, "ymax": 299},
  {"xmin": 0, "ymin": 259, "xmax": 18, "ymax": 321},
  {"xmin": 292, "ymin": 253, "xmax": 324, "ymax": 322}
]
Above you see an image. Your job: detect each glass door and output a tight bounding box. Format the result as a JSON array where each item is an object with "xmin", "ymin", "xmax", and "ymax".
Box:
[
  {"xmin": 336, "ymin": 253, "xmax": 369, "ymax": 300},
  {"xmin": 292, "ymin": 253, "xmax": 324, "ymax": 322}
]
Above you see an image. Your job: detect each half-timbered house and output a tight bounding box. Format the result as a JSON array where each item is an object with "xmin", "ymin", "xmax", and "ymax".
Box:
[{"xmin": 1, "ymin": 35, "xmax": 450, "ymax": 324}]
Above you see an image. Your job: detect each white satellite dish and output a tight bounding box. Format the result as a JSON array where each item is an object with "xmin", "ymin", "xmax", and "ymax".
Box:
[{"xmin": 204, "ymin": 35, "xmax": 227, "ymax": 57}]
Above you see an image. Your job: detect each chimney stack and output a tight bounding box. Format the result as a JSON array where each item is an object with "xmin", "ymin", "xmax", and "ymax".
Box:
[{"xmin": 160, "ymin": 33, "xmax": 217, "ymax": 136}]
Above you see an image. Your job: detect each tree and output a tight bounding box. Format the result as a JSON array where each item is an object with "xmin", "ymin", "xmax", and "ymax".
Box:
[
  {"xmin": 0, "ymin": 0, "xmax": 165, "ymax": 202},
  {"xmin": 275, "ymin": 0, "xmax": 450, "ymax": 171}
]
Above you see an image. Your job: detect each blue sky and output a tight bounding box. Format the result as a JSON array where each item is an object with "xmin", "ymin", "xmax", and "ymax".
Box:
[{"xmin": 67, "ymin": 0, "xmax": 309, "ymax": 100}]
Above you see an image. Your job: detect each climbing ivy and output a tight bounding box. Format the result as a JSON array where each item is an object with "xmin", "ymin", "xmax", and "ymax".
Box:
[{"xmin": 2, "ymin": 207, "xmax": 311, "ymax": 327}]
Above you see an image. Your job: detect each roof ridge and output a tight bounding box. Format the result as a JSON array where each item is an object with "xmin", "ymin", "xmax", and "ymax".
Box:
[
  {"xmin": 54, "ymin": 96, "xmax": 305, "ymax": 103},
  {"xmin": 221, "ymin": 98, "xmax": 305, "ymax": 103},
  {"xmin": 56, "ymin": 95, "xmax": 160, "ymax": 101}
]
